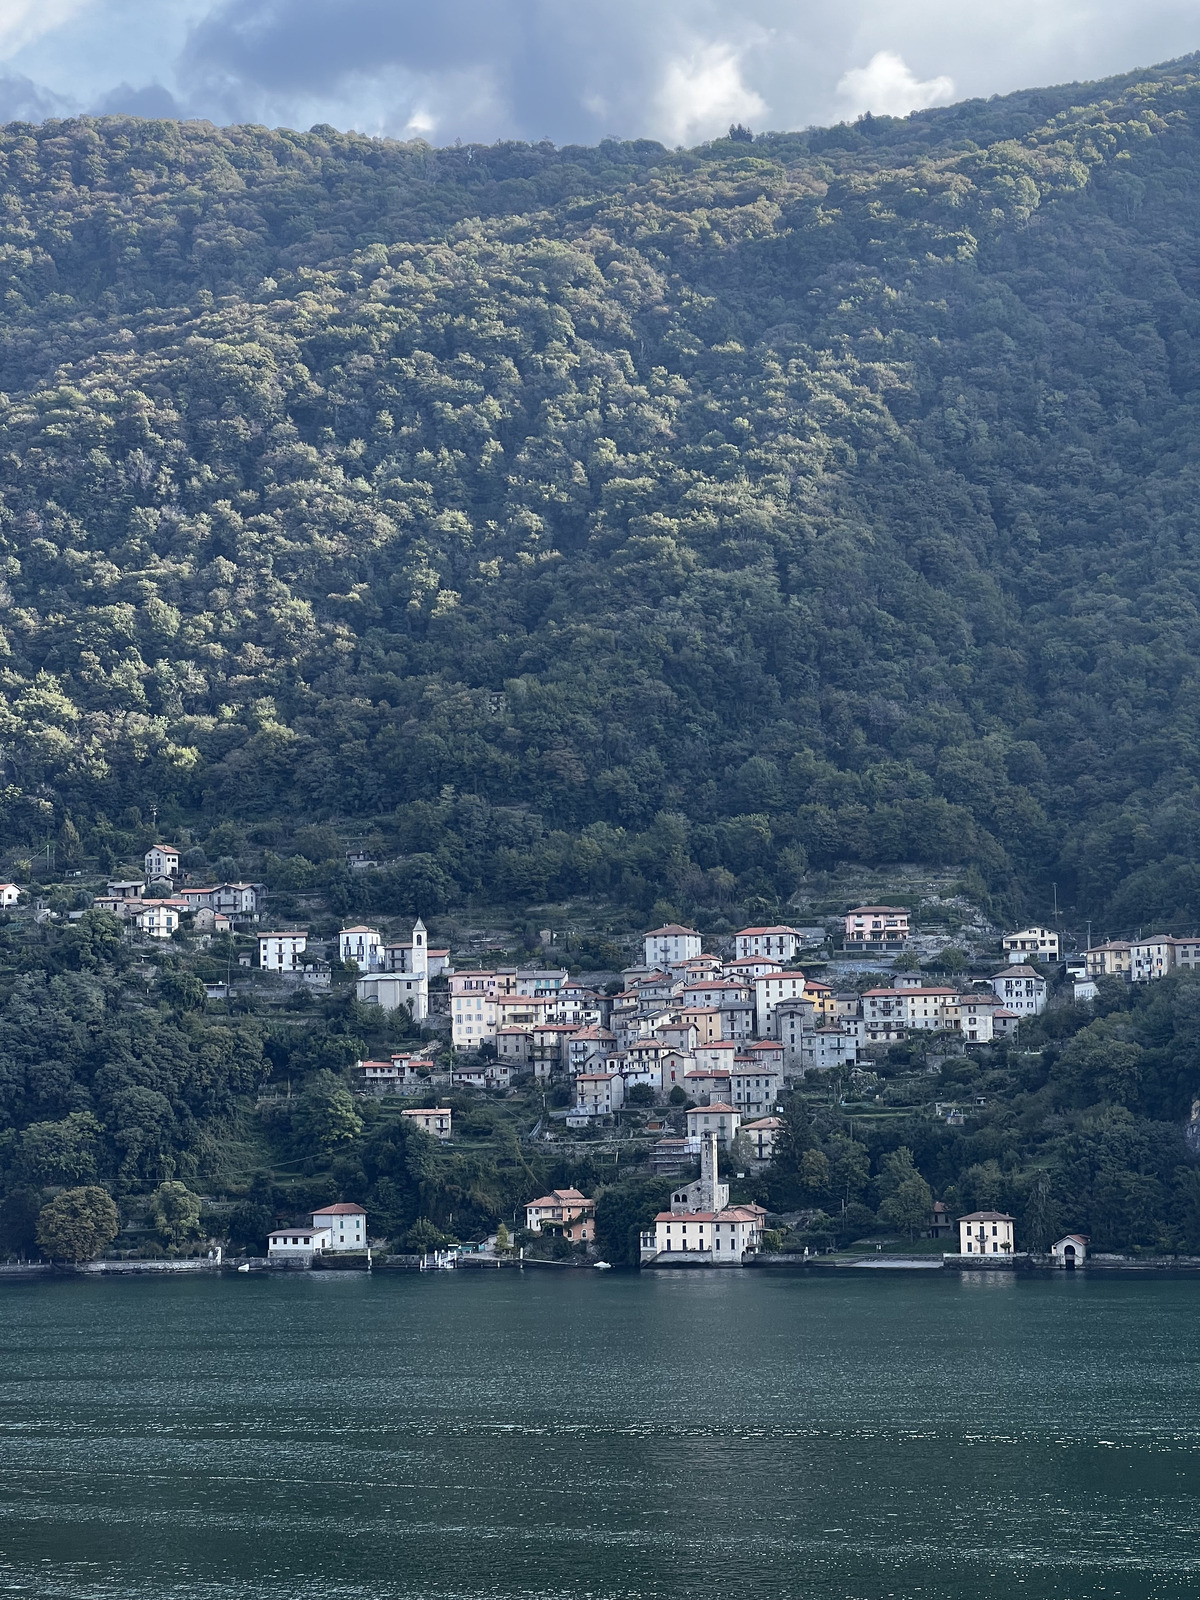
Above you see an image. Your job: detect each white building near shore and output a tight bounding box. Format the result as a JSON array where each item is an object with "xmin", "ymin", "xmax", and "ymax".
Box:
[
  {"xmin": 641, "ymin": 1131, "xmax": 765, "ymax": 1263},
  {"xmin": 311, "ymin": 1203, "xmax": 368, "ymax": 1250},
  {"xmin": 957, "ymin": 1211, "xmax": 1015, "ymax": 1256},
  {"xmin": 267, "ymin": 1226, "xmax": 329, "ymax": 1262}
]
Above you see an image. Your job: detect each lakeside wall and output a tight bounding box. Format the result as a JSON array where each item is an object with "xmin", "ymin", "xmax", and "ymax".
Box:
[{"xmin": 9, "ymin": 1252, "xmax": 1200, "ymax": 1279}]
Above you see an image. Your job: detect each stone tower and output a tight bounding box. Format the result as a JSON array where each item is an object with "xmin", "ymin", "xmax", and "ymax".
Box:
[
  {"xmin": 699, "ymin": 1129, "xmax": 729, "ymax": 1213},
  {"xmin": 671, "ymin": 1130, "xmax": 729, "ymax": 1214}
]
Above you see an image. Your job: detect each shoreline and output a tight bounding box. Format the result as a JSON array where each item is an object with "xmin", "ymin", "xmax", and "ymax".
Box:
[{"xmin": 6, "ymin": 1252, "xmax": 1200, "ymax": 1279}]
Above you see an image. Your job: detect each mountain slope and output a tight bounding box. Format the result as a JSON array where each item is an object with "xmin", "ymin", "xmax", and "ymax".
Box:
[{"xmin": 1, "ymin": 60, "xmax": 1200, "ymax": 928}]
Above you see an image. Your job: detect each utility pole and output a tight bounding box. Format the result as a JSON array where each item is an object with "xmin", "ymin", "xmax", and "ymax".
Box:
[{"xmin": 1052, "ymin": 883, "xmax": 1058, "ymax": 922}]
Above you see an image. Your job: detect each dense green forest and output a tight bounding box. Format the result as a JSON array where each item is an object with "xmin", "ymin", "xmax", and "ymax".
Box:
[{"xmin": 0, "ymin": 57, "xmax": 1197, "ymax": 930}]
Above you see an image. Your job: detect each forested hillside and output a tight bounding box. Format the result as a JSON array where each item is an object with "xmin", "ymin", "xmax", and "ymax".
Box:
[{"xmin": 0, "ymin": 57, "xmax": 1199, "ymax": 929}]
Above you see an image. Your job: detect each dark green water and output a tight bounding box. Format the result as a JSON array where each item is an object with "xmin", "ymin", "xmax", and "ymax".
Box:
[{"xmin": 0, "ymin": 1269, "xmax": 1198, "ymax": 1599}]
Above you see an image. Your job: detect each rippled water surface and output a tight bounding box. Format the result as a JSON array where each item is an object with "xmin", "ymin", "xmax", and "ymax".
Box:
[{"xmin": 1, "ymin": 1268, "xmax": 1199, "ymax": 1598}]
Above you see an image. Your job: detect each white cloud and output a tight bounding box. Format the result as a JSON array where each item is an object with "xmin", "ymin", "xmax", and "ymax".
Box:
[
  {"xmin": 0, "ymin": 0, "xmax": 93, "ymax": 60},
  {"xmin": 0, "ymin": 0, "xmax": 1199, "ymax": 147},
  {"xmin": 654, "ymin": 40, "xmax": 767, "ymax": 145},
  {"xmin": 836, "ymin": 49, "xmax": 955, "ymax": 119}
]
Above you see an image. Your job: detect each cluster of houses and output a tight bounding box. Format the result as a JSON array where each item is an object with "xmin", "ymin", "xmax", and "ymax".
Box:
[
  {"xmin": 92, "ymin": 847, "xmax": 266, "ymax": 938},
  {"xmin": 25, "ymin": 840, "xmax": 1200, "ymax": 1028},
  {"xmin": 1081, "ymin": 935, "xmax": 1200, "ymax": 986},
  {"xmin": 435, "ymin": 923, "xmax": 1050, "ymax": 1150}
]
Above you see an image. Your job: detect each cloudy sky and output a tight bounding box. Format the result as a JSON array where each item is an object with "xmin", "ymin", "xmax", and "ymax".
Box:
[{"xmin": 0, "ymin": 0, "xmax": 1198, "ymax": 146}]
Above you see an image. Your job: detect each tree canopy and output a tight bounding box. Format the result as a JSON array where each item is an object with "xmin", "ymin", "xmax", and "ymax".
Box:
[{"xmin": 0, "ymin": 62, "xmax": 1194, "ymax": 927}]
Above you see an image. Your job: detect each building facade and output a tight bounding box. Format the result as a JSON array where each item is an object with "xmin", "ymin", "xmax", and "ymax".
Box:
[
  {"xmin": 685, "ymin": 1102, "xmax": 740, "ymax": 1149},
  {"xmin": 1002, "ymin": 926, "xmax": 1061, "ymax": 962},
  {"xmin": 311, "ymin": 1203, "xmax": 368, "ymax": 1251},
  {"xmin": 957, "ymin": 1211, "xmax": 1015, "ymax": 1255},
  {"xmin": 987, "ymin": 966, "xmax": 1047, "ymax": 1015},
  {"xmin": 524, "ymin": 1188, "xmax": 595, "ymax": 1241},
  {"xmin": 643, "ymin": 924, "xmax": 703, "ymax": 969},
  {"xmin": 843, "ymin": 906, "xmax": 910, "ymax": 947},
  {"xmin": 574, "ymin": 1073, "xmax": 623, "ymax": 1117},
  {"xmin": 339, "ymin": 925, "xmax": 383, "ymax": 968},
  {"xmin": 144, "ymin": 845, "xmax": 180, "ymax": 880},
  {"xmin": 259, "ymin": 931, "xmax": 309, "ymax": 971},
  {"xmin": 734, "ymin": 925, "xmax": 805, "ymax": 962},
  {"xmin": 401, "ymin": 1107, "xmax": 452, "ymax": 1140}
]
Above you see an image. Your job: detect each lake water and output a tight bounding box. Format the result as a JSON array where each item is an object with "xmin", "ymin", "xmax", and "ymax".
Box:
[{"xmin": 0, "ymin": 1268, "xmax": 1198, "ymax": 1599}]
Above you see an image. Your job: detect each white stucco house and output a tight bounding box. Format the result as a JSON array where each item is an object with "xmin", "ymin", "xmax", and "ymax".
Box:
[
  {"xmin": 642, "ymin": 924, "xmax": 702, "ymax": 969},
  {"xmin": 268, "ymin": 1226, "xmax": 330, "ymax": 1262},
  {"xmin": 1002, "ymin": 927, "xmax": 1061, "ymax": 962},
  {"xmin": 734, "ymin": 925, "xmax": 805, "ymax": 962},
  {"xmin": 647, "ymin": 1206, "xmax": 763, "ymax": 1258},
  {"xmin": 339, "ymin": 924, "xmax": 383, "ymax": 968},
  {"xmin": 258, "ymin": 931, "xmax": 309, "ymax": 971},
  {"xmin": 144, "ymin": 844, "xmax": 180, "ymax": 880},
  {"xmin": 0, "ymin": 883, "xmax": 20, "ymax": 907},
  {"xmin": 311, "ymin": 1203, "xmax": 368, "ymax": 1251},
  {"xmin": 135, "ymin": 899, "xmax": 188, "ymax": 938},
  {"xmin": 987, "ymin": 965, "xmax": 1047, "ymax": 1016}
]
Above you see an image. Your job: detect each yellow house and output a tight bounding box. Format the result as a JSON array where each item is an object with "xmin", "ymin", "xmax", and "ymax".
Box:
[
  {"xmin": 804, "ymin": 979, "xmax": 836, "ymax": 1019},
  {"xmin": 1085, "ymin": 941, "xmax": 1131, "ymax": 979}
]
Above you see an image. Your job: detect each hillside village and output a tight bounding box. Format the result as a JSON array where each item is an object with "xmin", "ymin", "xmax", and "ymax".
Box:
[{"xmin": 2, "ymin": 836, "xmax": 1195, "ymax": 1269}]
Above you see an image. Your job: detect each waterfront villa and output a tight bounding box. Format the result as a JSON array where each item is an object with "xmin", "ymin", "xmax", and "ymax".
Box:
[
  {"xmin": 311, "ymin": 1203, "xmax": 368, "ymax": 1251},
  {"xmin": 524, "ymin": 1188, "xmax": 596, "ymax": 1242},
  {"xmin": 267, "ymin": 1203, "xmax": 368, "ymax": 1263},
  {"xmin": 641, "ymin": 1131, "xmax": 766, "ymax": 1264},
  {"xmin": 957, "ymin": 1211, "xmax": 1015, "ymax": 1255}
]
